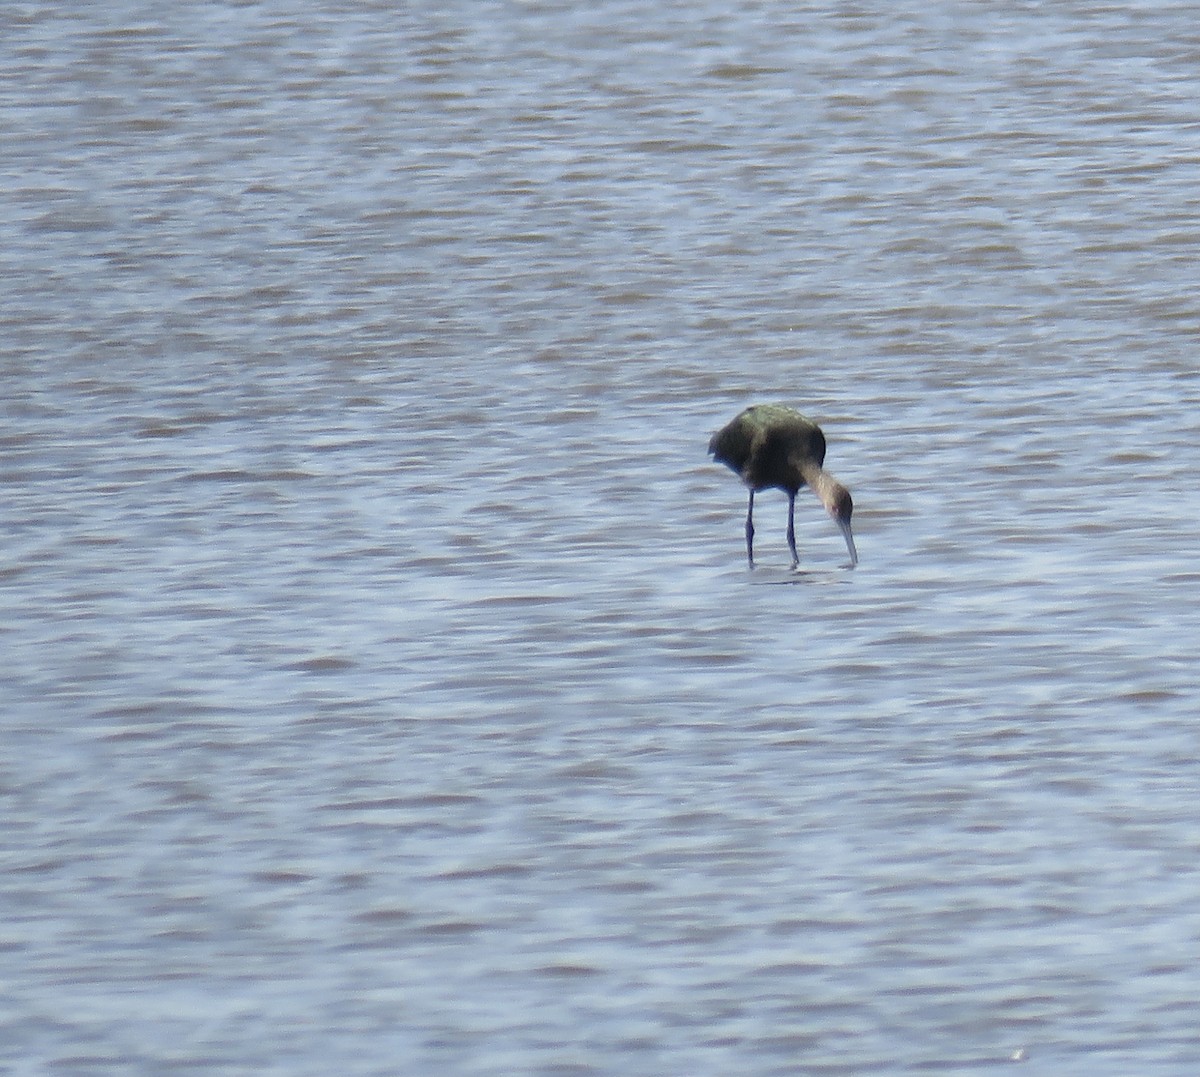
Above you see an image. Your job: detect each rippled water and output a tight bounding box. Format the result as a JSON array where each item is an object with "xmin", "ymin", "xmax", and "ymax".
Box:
[{"xmin": 6, "ymin": 2, "xmax": 1200, "ymax": 1074}]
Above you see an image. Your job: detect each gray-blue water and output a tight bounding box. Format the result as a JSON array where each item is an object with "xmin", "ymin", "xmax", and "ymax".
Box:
[{"xmin": 5, "ymin": 2, "xmax": 1200, "ymax": 1074}]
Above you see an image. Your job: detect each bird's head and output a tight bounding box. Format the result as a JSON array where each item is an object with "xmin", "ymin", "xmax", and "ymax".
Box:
[{"xmin": 826, "ymin": 484, "xmax": 858, "ymax": 567}]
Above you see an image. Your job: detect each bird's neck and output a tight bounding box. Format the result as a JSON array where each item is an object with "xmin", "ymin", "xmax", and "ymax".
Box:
[{"xmin": 798, "ymin": 461, "xmax": 841, "ymax": 509}]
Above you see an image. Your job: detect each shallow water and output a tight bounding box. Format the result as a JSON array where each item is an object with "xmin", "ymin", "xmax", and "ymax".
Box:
[{"xmin": 5, "ymin": 2, "xmax": 1200, "ymax": 1074}]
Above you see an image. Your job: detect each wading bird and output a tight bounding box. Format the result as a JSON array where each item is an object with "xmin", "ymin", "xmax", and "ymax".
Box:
[{"xmin": 709, "ymin": 404, "xmax": 857, "ymax": 569}]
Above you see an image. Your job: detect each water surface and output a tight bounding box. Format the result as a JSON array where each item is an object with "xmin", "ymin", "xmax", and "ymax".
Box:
[{"xmin": 5, "ymin": 2, "xmax": 1200, "ymax": 1074}]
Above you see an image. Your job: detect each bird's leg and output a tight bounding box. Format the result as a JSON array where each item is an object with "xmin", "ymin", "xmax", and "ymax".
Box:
[
  {"xmin": 745, "ymin": 489, "xmax": 755, "ymax": 569},
  {"xmin": 787, "ymin": 491, "xmax": 799, "ymax": 568}
]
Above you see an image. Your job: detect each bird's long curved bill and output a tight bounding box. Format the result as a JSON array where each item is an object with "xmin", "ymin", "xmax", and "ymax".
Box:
[{"xmin": 837, "ymin": 519, "xmax": 858, "ymax": 567}]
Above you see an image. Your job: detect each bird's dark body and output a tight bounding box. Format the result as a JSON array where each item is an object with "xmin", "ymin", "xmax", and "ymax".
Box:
[
  {"xmin": 707, "ymin": 404, "xmax": 826, "ymax": 495},
  {"xmin": 708, "ymin": 404, "xmax": 857, "ymax": 569}
]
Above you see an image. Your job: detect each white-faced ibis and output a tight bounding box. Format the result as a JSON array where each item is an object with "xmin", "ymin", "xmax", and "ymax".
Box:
[{"xmin": 709, "ymin": 404, "xmax": 857, "ymax": 568}]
